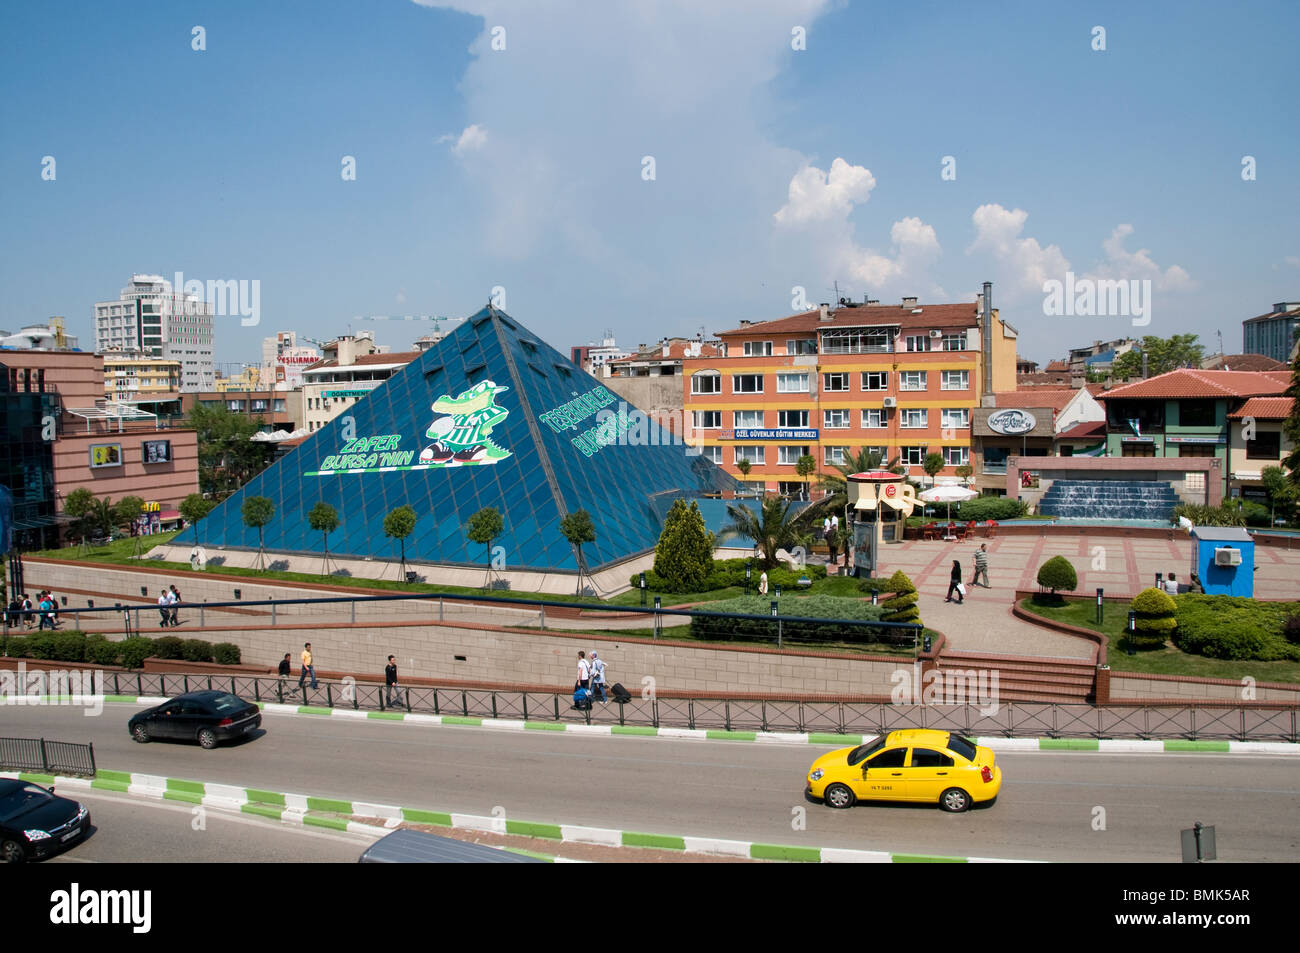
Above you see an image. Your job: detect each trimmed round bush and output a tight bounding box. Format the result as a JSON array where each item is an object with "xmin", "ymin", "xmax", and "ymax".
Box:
[
  {"xmin": 181, "ymin": 639, "xmax": 214, "ymax": 663},
  {"xmin": 152, "ymin": 635, "xmax": 184, "ymax": 660},
  {"xmin": 85, "ymin": 634, "xmax": 121, "ymax": 666},
  {"xmin": 881, "ymin": 570, "xmax": 921, "ymax": 626},
  {"xmin": 212, "ymin": 642, "xmax": 242, "ymax": 665},
  {"xmin": 118, "ymin": 637, "xmax": 155, "ymax": 670},
  {"xmin": 1129, "ymin": 587, "xmax": 1178, "ymax": 637},
  {"xmin": 1036, "ymin": 555, "xmax": 1078, "ymax": 593}
]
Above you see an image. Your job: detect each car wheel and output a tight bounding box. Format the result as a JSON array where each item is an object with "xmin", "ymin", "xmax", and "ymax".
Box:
[
  {"xmin": 197, "ymin": 728, "xmax": 218, "ymax": 750},
  {"xmin": 132, "ymin": 723, "xmax": 150, "ymax": 743},
  {"xmin": 824, "ymin": 783, "xmax": 856, "ymax": 809},
  {"xmin": 940, "ymin": 787, "xmax": 971, "ymax": 813},
  {"xmin": 1, "ymin": 838, "xmax": 26, "ymax": 864}
]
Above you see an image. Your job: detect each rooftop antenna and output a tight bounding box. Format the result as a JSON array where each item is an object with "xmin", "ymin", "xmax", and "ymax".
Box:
[{"xmin": 1216, "ymin": 329, "xmax": 1223, "ymax": 356}]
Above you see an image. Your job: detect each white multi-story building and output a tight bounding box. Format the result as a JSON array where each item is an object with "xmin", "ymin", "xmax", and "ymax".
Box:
[
  {"xmin": 300, "ymin": 331, "xmax": 418, "ymax": 432},
  {"xmin": 94, "ymin": 275, "xmax": 215, "ymax": 392},
  {"xmin": 260, "ymin": 331, "xmax": 322, "ymax": 389}
]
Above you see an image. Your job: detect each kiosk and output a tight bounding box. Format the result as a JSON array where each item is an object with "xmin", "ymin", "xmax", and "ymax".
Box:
[{"xmin": 847, "ymin": 470, "xmax": 918, "ymax": 576}]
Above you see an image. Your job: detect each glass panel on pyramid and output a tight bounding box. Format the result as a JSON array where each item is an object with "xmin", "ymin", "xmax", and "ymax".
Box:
[{"xmin": 198, "ymin": 307, "xmax": 736, "ymax": 575}]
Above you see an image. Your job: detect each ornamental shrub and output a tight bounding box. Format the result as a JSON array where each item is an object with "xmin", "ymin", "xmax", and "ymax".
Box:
[
  {"xmin": 1129, "ymin": 587, "xmax": 1178, "ymax": 638},
  {"xmin": 212, "ymin": 642, "xmax": 242, "ymax": 665},
  {"xmin": 85, "ymin": 634, "xmax": 122, "ymax": 666},
  {"xmin": 118, "ymin": 637, "xmax": 155, "ymax": 670},
  {"xmin": 688, "ymin": 595, "xmax": 888, "ymax": 644},
  {"xmin": 4, "ymin": 636, "xmax": 29, "ymax": 658},
  {"xmin": 1171, "ymin": 595, "xmax": 1300, "ymax": 661},
  {"xmin": 951, "ymin": 497, "xmax": 1028, "ymax": 522},
  {"xmin": 1036, "ymin": 556, "xmax": 1078, "ymax": 593},
  {"xmin": 880, "ymin": 570, "xmax": 921, "ymax": 626},
  {"xmin": 26, "ymin": 632, "xmax": 57, "ymax": 660},
  {"xmin": 49, "ymin": 630, "xmax": 87, "ymax": 662},
  {"xmin": 152, "ymin": 635, "xmax": 184, "ymax": 660},
  {"xmin": 651, "ymin": 499, "xmax": 715, "ymax": 592},
  {"xmin": 181, "ymin": 639, "xmax": 214, "ymax": 663}
]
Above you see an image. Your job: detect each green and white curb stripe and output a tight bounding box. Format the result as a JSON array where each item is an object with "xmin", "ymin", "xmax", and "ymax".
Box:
[
  {"xmin": 21, "ymin": 695, "xmax": 1299, "ymax": 754},
  {"xmin": 0, "ymin": 768, "xmax": 1035, "ymax": 863}
]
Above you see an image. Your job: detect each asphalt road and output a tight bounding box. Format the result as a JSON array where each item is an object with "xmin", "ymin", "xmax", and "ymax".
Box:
[
  {"xmin": 7, "ymin": 702, "xmax": 1299, "ymax": 862},
  {"xmin": 40, "ymin": 789, "xmax": 377, "ymax": 864}
]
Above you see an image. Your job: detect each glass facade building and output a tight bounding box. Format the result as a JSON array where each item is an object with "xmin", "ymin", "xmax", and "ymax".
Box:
[
  {"xmin": 200, "ymin": 309, "xmax": 736, "ymax": 573},
  {"xmin": 0, "ymin": 363, "xmax": 60, "ymax": 549}
]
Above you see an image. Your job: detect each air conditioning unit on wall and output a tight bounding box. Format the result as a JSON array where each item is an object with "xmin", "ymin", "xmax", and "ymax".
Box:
[
  {"xmin": 1214, "ymin": 547, "xmax": 1242, "ymax": 567},
  {"xmin": 929, "ymin": 329, "xmax": 943, "ymax": 338},
  {"xmin": 882, "ymin": 397, "xmax": 897, "ymax": 408}
]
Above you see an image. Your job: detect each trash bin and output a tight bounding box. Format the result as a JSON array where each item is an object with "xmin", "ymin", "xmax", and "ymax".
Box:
[{"xmin": 405, "ymin": 571, "xmax": 418, "ymax": 584}]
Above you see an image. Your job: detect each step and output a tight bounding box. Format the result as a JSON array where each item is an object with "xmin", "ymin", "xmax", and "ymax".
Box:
[{"xmin": 940, "ymin": 652, "xmax": 1096, "ymax": 672}]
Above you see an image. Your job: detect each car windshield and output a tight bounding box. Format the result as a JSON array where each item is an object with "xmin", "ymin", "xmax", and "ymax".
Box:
[
  {"xmin": 0, "ymin": 783, "xmax": 52, "ymax": 822},
  {"xmin": 846, "ymin": 736, "xmax": 888, "ymax": 766},
  {"xmin": 208, "ymin": 693, "xmax": 245, "ymax": 713},
  {"xmin": 946, "ymin": 734, "xmax": 978, "ymax": 761}
]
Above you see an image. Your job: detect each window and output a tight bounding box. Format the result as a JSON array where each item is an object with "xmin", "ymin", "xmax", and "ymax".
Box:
[
  {"xmin": 866, "ymin": 747, "xmax": 908, "ymax": 769},
  {"xmin": 778, "ymin": 446, "xmax": 810, "ymax": 465},
  {"xmin": 910, "ymin": 748, "xmax": 954, "ymax": 768},
  {"xmin": 273, "ymin": 399, "xmax": 286, "ymax": 412},
  {"xmin": 777, "ymin": 409, "xmax": 809, "ymax": 428},
  {"xmin": 692, "ymin": 410, "xmax": 721, "ymax": 429},
  {"xmin": 861, "ymin": 371, "xmax": 889, "ymax": 391},
  {"xmin": 823, "ymin": 372, "xmax": 850, "ymax": 392},
  {"xmin": 943, "ymin": 446, "xmax": 969, "ymax": 466},
  {"xmin": 779, "ymin": 480, "xmax": 807, "ymax": 497},
  {"xmin": 251, "ymin": 400, "xmax": 268, "ymax": 412},
  {"xmin": 776, "ymin": 373, "xmax": 809, "ymax": 393},
  {"xmin": 900, "ymin": 371, "xmax": 927, "ymax": 391},
  {"xmin": 732, "ymin": 374, "xmax": 764, "ymax": 394},
  {"xmin": 1247, "ymin": 432, "xmax": 1281, "ymax": 460},
  {"xmin": 734, "ymin": 446, "xmax": 764, "ymax": 464},
  {"xmin": 742, "ymin": 341, "xmax": 773, "ymax": 357},
  {"xmin": 698, "ymin": 445, "xmax": 723, "ymax": 464},
  {"xmin": 941, "ymin": 408, "xmax": 970, "ymax": 430},
  {"xmin": 862, "ymin": 408, "xmax": 889, "ymax": 428},
  {"xmin": 1122, "ymin": 442, "xmax": 1156, "ymax": 457},
  {"xmin": 1177, "ymin": 443, "xmax": 1215, "ymax": 457},
  {"xmin": 823, "ymin": 409, "xmax": 851, "ymax": 429},
  {"xmin": 691, "ymin": 372, "xmax": 721, "ymax": 395},
  {"xmin": 825, "ymin": 446, "xmax": 847, "ymax": 466},
  {"xmin": 983, "ymin": 447, "xmax": 1008, "ymax": 473},
  {"xmin": 1179, "ymin": 400, "xmax": 1217, "ymax": 427},
  {"xmin": 904, "ymin": 335, "xmax": 932, "ymax": 353},
  {"xmin": 942, "ymin": 333, "xmax": 967, "ymax": 351},
  {"xmin": 900, "ymin": 408, "xmax": 928, "ymax": 429},
  {"xmin": 900, "ymin": 446, "xmax": 926, "ymax": 466},
  {"xmin": 733, "ymin": 410, "xmax": 763, "ymax": 428},
  {"xmin": 940, "ymin": 370, "xmax": 969, "ymax": 391},
  {"xmin": 786, "ymin": 339, "xmax": 817, "ymax": 355}
]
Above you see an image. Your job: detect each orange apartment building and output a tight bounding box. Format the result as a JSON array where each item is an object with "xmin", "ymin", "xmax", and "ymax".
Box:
[{"xmin": 681, "ymin": 285, "xmax": 1018, "ymax": 496}]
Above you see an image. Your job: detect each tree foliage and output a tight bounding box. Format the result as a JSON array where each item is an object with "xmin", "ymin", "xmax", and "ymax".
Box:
[
  {"xmin": 188, "ymin": 404, "xmax": 275, "ymax": 499},
  {"xmin": 560, "ymin": 509, "xmax": 596, "ymax": 593},
  {"xmin": 1112, "ymin": 334, "xmax": 1205, "ymax": 379},
  {"xmin": 466, "ymin": 507, "xmax": 503, "ymax": 581},
  {"xmin": 723, "ymin": 496, "xmax": 810, "ymax": 570},
  {"xmin": 922, "ymin": 453, "xmax": 946, "ymax": 480},
  {"xmin": 308, "ymin": 502, "xmax": 340, "ymax": 561},
  {"xmin": 384, "ymin": 505, "xmax": 418, "ymax": 573},
  {"xmin": 179, "ymin": 493, "xmax": 215, "ymax": 543},
  {"xmin": 1036, "ymin": 555, "xmax": 1078, "ymax": 593},
  {"xmin": 241, "ymin": 496, "xmax": 274, "ymax": 567},
  {"xmin": 652, "ymin": 499, "xmax": 716, "ymax": 591},
  {"xmin": 1283, "ymin": 346, "xmax": 1300, "ymax": 489},
  {"xmin": 879, "ymin": 570, "xmax": 921, "ymax": 625}
]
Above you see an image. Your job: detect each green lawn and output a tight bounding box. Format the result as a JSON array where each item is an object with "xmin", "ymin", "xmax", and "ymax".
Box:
[{"xmin": 1018, "ymin": 596, "xmax": 1300, "ymax": 685}]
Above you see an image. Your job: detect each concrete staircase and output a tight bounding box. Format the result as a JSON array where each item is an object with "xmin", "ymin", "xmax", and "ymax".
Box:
[{"xmin": 935, "ymin": 651, "xmax": 1097, "ymax": 704}]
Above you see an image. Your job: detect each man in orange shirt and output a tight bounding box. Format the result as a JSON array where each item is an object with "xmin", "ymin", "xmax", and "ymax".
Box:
[{"xmin": 299, "ymin": 642, "xmax": 318, "ymax": 691}]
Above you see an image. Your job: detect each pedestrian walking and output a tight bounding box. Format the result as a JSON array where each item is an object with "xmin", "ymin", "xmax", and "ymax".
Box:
[
  {"xmin": 945, "ymin": 559, "xmax": 965, "ymax": 604},
  {"xmin": 278, "ymin": 653, "xmax": 295, "ymax": 697},
  {"xmin": 22, "ymin": 594, "xmax": 34, "ymax": 629},
  {"xmin": 157, "ymin": 589, "xmax": 171, "ymax": 627},
  {"xmin": 972, "ymin": 544, "xmax": 990, "ymax": 588},
  {"xmin": 576, "ymin": 650, "xmax": 590, "ymax": 690},
  {"xmin": 590, "ymin": 651, "xmax": 608, "ymax": 705},
  {"xmin": 38, "ymin": 593, "xmax": 56, "ymax": 630},
  {"xmin": 830, "ymin": 513, "xmax": 839, "ymax": 533},
  {"xmin": 169, "ymin": 585, "xmax": 182, "ymax": 626},
  {"xmin": 300, "ymin": 642, "xmax": 318, "ymax": 691},
  {"xmin": 385, "ymin": 655, "xmax": 401, "ymax": 706}
]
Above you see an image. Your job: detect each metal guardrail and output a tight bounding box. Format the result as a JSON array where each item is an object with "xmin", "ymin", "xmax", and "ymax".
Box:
[
  {"xmin": 67, "ymin": 671, "xmax": 1300, "ymax": 742},
  {"xmin": 0, "ymin": 737, "xmax": 97, "ymax": 777},
  {"xmin": 4, "ymin": 589, "xmax": 924, "ymax": 652}
]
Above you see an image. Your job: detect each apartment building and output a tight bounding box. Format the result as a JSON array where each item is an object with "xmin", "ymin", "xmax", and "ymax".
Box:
[
  {"xmin": 101, "ymin": 353, "xmax": 182, "ymax": 403},
  {"xmin": 681, "ymin": 285, "xmax": 1018, "ymax": 496},
  {"xmin": 1242, "ymin": 301, "xmax": 1300, "ymax": 364},
  {"xmin": 300, "ymin": 332, "xmax": 418, "ymax": 432},
  {"xmin": 94, "ymin": 274, "xmax": 215, "ymax": 391}
]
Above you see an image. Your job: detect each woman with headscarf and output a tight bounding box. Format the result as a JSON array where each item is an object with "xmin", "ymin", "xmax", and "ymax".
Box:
[{"xmin": 945, "ymin": 559, "xmax": 964, "ymax": 604}]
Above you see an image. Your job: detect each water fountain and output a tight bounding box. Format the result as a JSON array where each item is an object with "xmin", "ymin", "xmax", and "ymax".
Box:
[{"xmin": 1036, "ymin": 479, "xmax": 1180, "ymax": 521}]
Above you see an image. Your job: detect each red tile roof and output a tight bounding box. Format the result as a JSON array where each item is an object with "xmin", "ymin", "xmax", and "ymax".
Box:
[
  {"xmin": 1016, "ymin": 372, "xmax": 1074, "ymax": 387},
  {"xmin": 994, "ymin": 389, "xmax": 1078, "ymax": 412},
  {"xmin": 609, "ymin": 340, "xmax": 721, "ymax": 363},
  {"xmin": 1057, "ymin": 420, "xmax": 1105, "ymax": 440},
  {"xmin": 1044, "ymin": 360, "xmax": 1069, "ymax": 372},
  {"xmin": 1227, "ymin": 397, "xmax": 1295, "ymax": 420},
  {"xmin": 306, "ymin": 351, "xmax": 421, "ymax": 370},
  {"xmin": 1101, "ymin": 369, "xmax": 1291, "ymax": 400},
  {"xmin": 715, "ymin": 302, "xmax": 980, "ymax": 338},
  {"xmin": 1201, "ymin": 353, "xmax": 1287, "ymax": 371}
]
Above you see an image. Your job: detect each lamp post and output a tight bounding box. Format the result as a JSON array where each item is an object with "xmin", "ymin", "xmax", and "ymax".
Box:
[
  {"xmin": 640, "ymin": 572, "xmax": 646, "ymax": 608},
  {"xmin": 1127, "ymin": 609, "xmax": 1137, "ymax": 655},
  {"xmin": 745, "ymin": 560, "xmax": 751, "ymax": 595},
  {"xmin": 1096, "ymin": 587, "xmax": 1104, "ymax": 625}
]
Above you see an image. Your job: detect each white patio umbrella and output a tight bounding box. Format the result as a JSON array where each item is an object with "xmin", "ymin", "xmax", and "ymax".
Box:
[{"xmin": 918, "ymin": 485, "xmax": 978, "ymax": 523}]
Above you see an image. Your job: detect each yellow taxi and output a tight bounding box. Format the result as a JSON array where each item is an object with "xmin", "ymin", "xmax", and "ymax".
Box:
[{"xmin": 806, "ymin": 729, "xmax": 1001, "ymax": 812}]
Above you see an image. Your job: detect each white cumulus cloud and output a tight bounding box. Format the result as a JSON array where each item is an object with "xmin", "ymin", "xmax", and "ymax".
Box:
[
  {"xmin": 1087, "ymin": 224, "xmax": 1194, "ymax": 291},
  {"xmin": 451, "ymin": 124, "xmax": 488, "ymax": 156},
  {"xmin": 967, "ymin": 203, "xmax": 1071, "ymax": 297},
  {"xmin": 774, "ymin": 158, "xmax": 876, "ymax": 227}
]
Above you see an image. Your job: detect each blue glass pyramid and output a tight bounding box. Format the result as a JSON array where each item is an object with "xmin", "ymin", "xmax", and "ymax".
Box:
[{"xmin": 199, "ymin": 307, "xmax": 736, "ymax": 573}]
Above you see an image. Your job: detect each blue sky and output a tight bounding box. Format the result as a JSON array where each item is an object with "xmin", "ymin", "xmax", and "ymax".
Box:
[{"xmin": 3, "ymin": 0, "xmax": 1297, "ymax": 368}]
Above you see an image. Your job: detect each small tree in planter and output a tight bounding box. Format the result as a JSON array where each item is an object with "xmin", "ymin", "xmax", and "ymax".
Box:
[
  {"xmin": 1127, "ymin": 587, "xmax": 1178, "ymax": 648},
  {"xmin": 466, "ymin": 506, "xmax": 505, "ymax": 589},
  {"xmin": 308, "ymin": 502, "xmax": 341, "ymax": 575},
  {"xmin": 560, "ymin": 509, "xmax": 597, "ymax": 595},
  {"xmin": 880, "ymin": 570, "xmax": 921, "ymax": 626},
  {"xmin": 383, "ymin": 505, "xmax": 418, "ymax": 581},
  {"xmin": 795, "ymin": 454, "xmax": 817, "ymax": 499},
  {"xmin": 955, "ymin": 464, "xmax": 974, "ymax": 486},
  {"xmin": 241, "ymin": 496, "xmax": 275, "ymax": 571},
  {"xmin": 1034, "ymin": 555, "xmax": 1078, "ymax": 604}
]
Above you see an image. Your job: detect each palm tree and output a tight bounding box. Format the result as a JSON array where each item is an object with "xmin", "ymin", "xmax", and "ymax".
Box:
[{"xmin": 723, "ymin": 496, "xmax": 813, "ymax": 569}]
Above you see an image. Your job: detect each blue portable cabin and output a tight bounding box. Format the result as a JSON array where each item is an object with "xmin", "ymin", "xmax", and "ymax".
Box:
[{"xmin": 1189, "ymin": 527, "xmax": 1254, "ymax": 597}]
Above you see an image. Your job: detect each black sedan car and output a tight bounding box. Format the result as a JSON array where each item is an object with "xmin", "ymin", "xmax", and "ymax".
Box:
[
  {"xmin": 0, "ymin": 779, "xmax": 91, "ymax": 863},
  {"xmin": 128, "ymin": 691, "xmax": 262, "ymax": 749}
]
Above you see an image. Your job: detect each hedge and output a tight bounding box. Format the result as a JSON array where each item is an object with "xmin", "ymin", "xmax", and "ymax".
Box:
[
  {"xmin": 152, "ymin": 636, "xmax": 185, "ymax": 660},
  {"xmin": 1171, "ymin": 595, "xmax": 1300, "ymax": 662},
  {"xmin": 118, "ymin": 637, "xmax": 156, "ymax": 670},
  {"xmin": 1, "ymin": 633, "xmax": 236, "ymax": 669},
  {"xmin": 688, "ymin": 595, "xmax": 897, "ymax": 644},
  {"xmin": 181, "ymin": 639, "xmax": 214, "ymax": 663},
  {"xmin": 213, "ymin": 642, "xmax": 242, "ymax": 665},
  {"xmin": 947, "ymin": 498, "xmax": 1028, "ymax": 522},
  {"xmin": 631, "ymin": 558, "xmax": 826, "ymax": 594},
  {"xmin": 85, "ymin": 634, "xmax": 121, "ymax": 666}
]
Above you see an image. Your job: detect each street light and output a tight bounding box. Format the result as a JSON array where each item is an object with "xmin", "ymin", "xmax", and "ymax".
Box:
[
  {"xmin": 1127, "ymin": 609, "xmax": 1137, "ymax": 656},
  {"xmin": 745, "ymin": 560, "xmax": 752, "ymax": 594},
  {"xmin": 639, "ymin": 572, "xmax": 646, "ymax": 608},
  {"xmin": 1096, "ymin": 588, "xmax": 1104, "ymax": 625}
]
